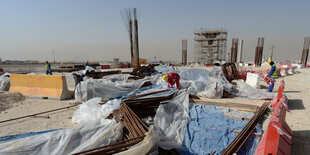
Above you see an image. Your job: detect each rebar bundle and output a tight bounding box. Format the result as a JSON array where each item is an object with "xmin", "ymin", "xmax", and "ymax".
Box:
[
  {"xmin": 221, "ymin": 102, "xmax": 270, "ymax": 155},
  {"xmin": 121, "ymin": 8, "xmax": 140, "ymax": 67}
]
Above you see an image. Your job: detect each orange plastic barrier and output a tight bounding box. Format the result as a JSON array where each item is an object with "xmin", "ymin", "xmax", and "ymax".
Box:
[
  {"xmin": 271, "ymin": 80, "xmax": 285, "ymax": 108},
  {"xmin": 255, "ymin": 80, "xmax": 292, "ymax": 155},
  {"xmin": 9, "ymin": 74, "xmax": 72, "ymax": 100}
]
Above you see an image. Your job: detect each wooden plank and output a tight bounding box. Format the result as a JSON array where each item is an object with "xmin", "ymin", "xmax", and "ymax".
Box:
[
  {"xmin": 224, "ymin": 114, "xmax": 252, "ymax": 120},
  {"xmin": 233, "ymin": 130, "xmax": 261, "ymax": 137},
  {"xmin": 191, "ymin": 99, "xmax": 259, "ymax": 111}
]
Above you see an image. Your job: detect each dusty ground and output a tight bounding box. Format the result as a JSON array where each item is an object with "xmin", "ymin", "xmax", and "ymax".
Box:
[
  {"xmin": 279, "ymin": 69, "xmax": 310, "ymax": 154},
  {"xmin": 0, "ymin": 91, "xmax": 24, "ymax": 112},
  {"xmin": 0, "ymin": 98, "xmax": 79, "ymax": 137}
]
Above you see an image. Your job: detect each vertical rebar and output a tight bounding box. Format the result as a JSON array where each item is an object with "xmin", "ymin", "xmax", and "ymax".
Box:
[
  {"xmin": 129, "ymin": 18, "xmax": 134, "ymax": 65},
  {"xmin": 134, "ymin": 8, "xmax": 140, "ymax": 67}
]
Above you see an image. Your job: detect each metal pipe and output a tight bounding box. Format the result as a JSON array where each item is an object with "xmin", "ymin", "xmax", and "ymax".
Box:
[
  {"xmin": 0, "ymin": 105, "xmax": 77, "ymax": 124},
  {"xmin": 72, "ymin": 136, "xmax": 144, "ymax": 155}
]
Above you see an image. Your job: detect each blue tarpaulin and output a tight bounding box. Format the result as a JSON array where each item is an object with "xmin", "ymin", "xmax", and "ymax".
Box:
[{"xmin": 180, "ymin": 104, "xmax": 262, "ymax": 155}]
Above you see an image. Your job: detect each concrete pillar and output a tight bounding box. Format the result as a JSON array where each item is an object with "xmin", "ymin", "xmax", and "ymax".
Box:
[
  {"xmin": 182, "ymin": 40, "xmax": 187, "ymax": 65},
  {"xmin": 238, "ymin": 40, "xmax": 243, "ymax": 62}
]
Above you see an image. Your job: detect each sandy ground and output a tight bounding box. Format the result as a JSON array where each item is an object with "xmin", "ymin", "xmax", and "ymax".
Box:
[
  {"xmin": 0, "ymin": 98, "xmax": 79, "ymax": 137},
  {"xmin": 279, "ymin": 69, "xmax": 310, "ymax": 154}
]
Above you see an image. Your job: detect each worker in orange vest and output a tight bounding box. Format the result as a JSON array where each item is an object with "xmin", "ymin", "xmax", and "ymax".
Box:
[{"xmin": 162, "ymin": 72, "xmax": 180, "ymax": 90}]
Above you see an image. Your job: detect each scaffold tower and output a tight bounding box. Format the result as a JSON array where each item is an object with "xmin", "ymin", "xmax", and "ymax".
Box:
[{"xmin": 194, "ymin": 28, "xmax": 227, "ymax": 64}]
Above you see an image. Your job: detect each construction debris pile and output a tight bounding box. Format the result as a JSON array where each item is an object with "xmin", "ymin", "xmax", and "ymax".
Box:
[
  {"xmin": 0, "ymin": 63, "xmax": 296, "ymax": 154},
  {"xmin": 0, "ymin": 91, "xmax": 24, "ymax": 112}
]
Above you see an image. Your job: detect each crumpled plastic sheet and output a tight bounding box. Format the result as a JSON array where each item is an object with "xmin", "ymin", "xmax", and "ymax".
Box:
[
  {"xmin": 180, "ymin": 104, "xmax": 262, "ymax": 155},
  {"xmin": 0, "ymin": 119, "xmax": 123, "ymax": 155},
  {"xmin": 74, "ymin": 76, "xmax": 156, "ymax": 101},
  {"xmin": 0, "ymin": 73, "xmax": 10, "ymax": 91},
  {"xmin": 230, "ymin": 80, "xmax": 274, "ymax": 99},
  {"xmin": 154, "ymin": 65, "xmax": 176, "ymax": 74},
  {"xmin": 116, "ymin": 126, "xmax": 160, "ymax": 155},
  {"xmin": 72, "ymin": 97, "xmax": 121, "ymax": 124},
  {"xmin": 154, "ymin": 90, "xmax": 191, "ymax": 150},
  {"xmin": 137, "ymin": 87, "xmax": 177, "ymax": 99},
  {"xmin": 169, "ymin": 67, "xmax": 272, "ymax": 100},
  {"xmin": 100, "ymin": 74, "xmax": 131, "ymax": 83},
  {"xmin": 82, "ymin": 66, "xmax": 95, "ymax": 75},
  {"xmin": 0, "ymin": 129, "xmax": 62, "ymax": 143},
  {"xmin": 178, "ymin": 67, "xmax": 232, "ymax": 99}
]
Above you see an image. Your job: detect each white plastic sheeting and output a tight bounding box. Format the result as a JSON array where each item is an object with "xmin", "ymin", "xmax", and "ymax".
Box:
[
  {"xmin": 154, "ymin": 90, "xmax": 191, "ymax": 150},
  {"xmin": 162, "ymin": 67, "xmax": 271, "ymax": 100},
  {"xmin": 138, "ymin": 88, "xmax": 177, "ymax": 99},
  {"xmin": 154, "ymin": 65, "xmax": 175, "ymax": 74},
  {"xmin": 72, "ymin": 97, "xmax": 121, "ymax": 124},
  {"xmin": 0, "ymin": 119, "xmax": 123, "ymax": 155},
  {"xmin": 74, "ymin": 76, "xmax": 155, "ymax": 101},
  {"xmin": 116, "ymin": 126, "xmax": 160, "ymax": 155},
  {"xmin": 231, "ymin": 80, "xmax": 274, "ymax": 99},
  {"xmin": 0, "ymin": 73, "xmax": 10, "ymax": 91},
  {"xmin": 100, "ymin": 74, "xmax": 131, "ymax": 83},
  {"xmin": 82, "ymin": 66, "xmax": 95, "ymax": 75},
  {"xmin": 179, "ymin": 67, "xmax": 232, "ymax": 99}
]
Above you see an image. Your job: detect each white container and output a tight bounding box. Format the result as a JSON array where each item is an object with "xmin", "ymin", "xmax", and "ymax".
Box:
[{"xmin": 245, "ymin": 72, "xmax": 261, "ymax": 89}]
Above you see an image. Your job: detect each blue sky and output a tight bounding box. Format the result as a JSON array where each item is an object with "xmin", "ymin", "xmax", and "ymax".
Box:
[{"xmin": 0, "ymin": 0, "xmax": 309, "ymax": 62}]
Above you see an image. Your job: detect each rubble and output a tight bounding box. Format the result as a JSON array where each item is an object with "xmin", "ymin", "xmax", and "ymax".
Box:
[{"xmin": 0, "ymin": 91, "xmax": 24, "ymax": 112}]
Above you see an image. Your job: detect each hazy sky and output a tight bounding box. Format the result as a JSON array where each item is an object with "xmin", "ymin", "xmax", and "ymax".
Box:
[{"xmin": 0, "ymin": 0, "xmax": 309, "ymax": 62}]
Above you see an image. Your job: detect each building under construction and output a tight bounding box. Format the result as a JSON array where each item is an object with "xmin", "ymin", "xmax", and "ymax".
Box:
[{"xmin": 194, "ymin": 28, "xmax": 227, "ymax": 64}]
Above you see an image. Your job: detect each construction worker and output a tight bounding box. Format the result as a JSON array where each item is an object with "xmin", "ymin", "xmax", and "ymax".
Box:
[
  {"xmin": 45, "ymin": 60, "xmax": 52, "ymax": 75},
  {"xmin": 85, "ymin": 60, "xmax": 89, "ymax": 68},
  {"xmin": 162, "ymin": 72, "xmax": 180, "ymax": 90},
  {"xmin": 267, "ymin": 59, "xmax": 278, "ymax": 92}
]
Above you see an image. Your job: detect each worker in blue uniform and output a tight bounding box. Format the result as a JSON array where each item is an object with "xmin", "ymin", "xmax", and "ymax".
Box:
[
  {"xmin": 267, "ymin": 59, "xmax": 278, "ymax": 92},
  {"xmin": 45, "ymin": 60, "xmax": 53, "ymax": 75},
  {"xmin": 85, "ymin": 60, "xmax": 89, "ymax": 68}
]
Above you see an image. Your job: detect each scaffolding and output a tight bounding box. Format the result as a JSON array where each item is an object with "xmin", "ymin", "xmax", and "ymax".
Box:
[{"xmin": 194, "ymin": 28, "xmax": 227, "ymax": 64}]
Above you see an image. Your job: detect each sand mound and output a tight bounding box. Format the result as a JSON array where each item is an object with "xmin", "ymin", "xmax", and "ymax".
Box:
[
  {"xmin": 254, "ymin": 63, "xmax": 270, "ymax": 71},
  {"xmin": 0, "ymin": 91, "xmax": 24, "ymax": 112}
]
